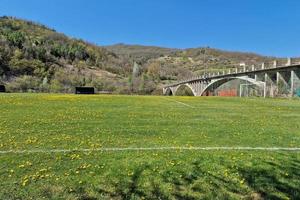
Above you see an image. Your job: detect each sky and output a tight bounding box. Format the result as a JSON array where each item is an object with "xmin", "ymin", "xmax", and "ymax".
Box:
[{"xmin": 0, "ymin": 0, "xmax": 300, "ymax": 57}]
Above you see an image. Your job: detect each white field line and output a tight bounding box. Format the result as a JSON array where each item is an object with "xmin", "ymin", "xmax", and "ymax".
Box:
[
  {"xmin": 163, "ymin": 97, "xmax": 195, "ymax": 108},
  {"xmin": 1, "ymin": 147, "xmax": 300, "ymax": 154}
]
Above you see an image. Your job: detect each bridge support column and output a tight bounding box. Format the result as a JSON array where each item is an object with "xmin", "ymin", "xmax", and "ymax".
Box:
[
  {"xmin": 254, "ymin": 73, "xmax": 266, "ymax": 97},
  {"xmin": 191, "ymin": 82, "xmax": 201, "ymax": 96},
  {"xmin": 263, "ymin": 82, "xmax": 267, "ymax": 98},
  {"xmin": 163, "ymin": 88, "xmax": 167, "ymax": 95},
  {"xmin": 276, "ymin": 71, "xmax": 291, "ymax": 96},
  {"xmin": 291, "ymin": 69, "xmax": 300, "ymax": 97},
  {"xmin": 201, "ymin": 80, "xmax": 211, "ymax": 96},
  {"xmin": 255, "ymin": 73, "xmax": 264, "ymax": 82},
  {"xmin": 265, "ymin": 73, "xmax": 277, "ymax": 97},
  {"xmin": 194, "ymin": 83, "xmax": 198, "ymax": 96},
  {"xmin": 195, "ymin": 81, "xmax": 202, "ymax": 96},
  {"xmin": 291, "ymin": 70, "xmax": 295, "ymax": 97},
  {"xmin": 200, "ymin": 81, "xmax": 205, "ymax": 95}
]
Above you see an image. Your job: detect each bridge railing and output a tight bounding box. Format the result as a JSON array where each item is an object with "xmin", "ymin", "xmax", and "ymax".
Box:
[{"xmin": 175, "ymin": 58, "xmax": 299, "ymax": 83}]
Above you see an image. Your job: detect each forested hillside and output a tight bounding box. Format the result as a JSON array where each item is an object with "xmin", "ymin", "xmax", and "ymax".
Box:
[
  {"xmin": 0, "ymin": 16, "xmax": 292, "ymax": 94},
  {"xmin": 0, "ymin": 16, "xmax": 129, "ymax": 93}
]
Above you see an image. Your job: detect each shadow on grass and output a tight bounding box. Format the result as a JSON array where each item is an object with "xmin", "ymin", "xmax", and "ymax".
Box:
[
  {"xmin": 238, "ymin": 156, "xmax": 300, "ymax": 200},
  {"xmin": 98, "ymin": 161, "xmax": 245, "ymax": 199},
  {"xmin": 59, "ymin": 155, "xmax": 300, "ymax": 200},
  {"xmin": 97, "ymin": 165, "xmax": 150, "ymax": 200}
]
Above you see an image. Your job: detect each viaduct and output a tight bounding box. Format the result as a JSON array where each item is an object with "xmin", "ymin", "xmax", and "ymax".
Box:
[{"xmin": 163, "ymin": 58, "xmax": 300, "ymax": 98}]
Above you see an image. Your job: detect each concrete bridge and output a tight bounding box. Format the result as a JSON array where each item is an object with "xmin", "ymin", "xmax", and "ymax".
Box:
[{"xmin": 163, "ymin": 58, "xmax": 300, "ymax": 97}]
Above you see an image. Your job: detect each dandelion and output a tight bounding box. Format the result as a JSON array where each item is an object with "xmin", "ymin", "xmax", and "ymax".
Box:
[
  {"xmin": 128, "ymin": 171, "xmax": 133, "ymax": 176},
  {"xmin": 224, "ymin": 171, "xmax": 228, "ymax": 177},
  {"xmin": 21, "ymin": 178, "xmax": 29, "ymax": 186},
  {"xmin": 39, "ymin": 168, "xmax": 47, "ymax": 172},
  {"xmin": 70, "ymin": 154, "xmax": 81, "ymax": 160},
  {"xmin": 25, "ymin": 161, "xmax": 32, "ymax": 166}
]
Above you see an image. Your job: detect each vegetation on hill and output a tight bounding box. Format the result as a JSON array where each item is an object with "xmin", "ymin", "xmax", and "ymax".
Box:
[
  {"xmin": 1, "ymin": 16, "xmax": 297, "ymax": 94},
  {"xmin": 104, "ymin": 45, "xmax": 294, "ymax": 85},
  {"xmin": 105, "ymin": 43, "xmax": 179, "ymax": 62},
  {"xmin": 0, "ymin": 16, "xmax": 128, "ymax": 93}
]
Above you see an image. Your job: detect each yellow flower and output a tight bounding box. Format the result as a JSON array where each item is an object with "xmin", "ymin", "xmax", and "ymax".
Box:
[
  {"xmin": 128, "ymin": 171, "xmax": 133, "ymax": 176},
  {"xmin": 25, "ymin": 161, "xmax": 32, "ymax": 166},
  {"xmin": 22, "ymin": 179, "xmax": 29, "ymax": 186}
]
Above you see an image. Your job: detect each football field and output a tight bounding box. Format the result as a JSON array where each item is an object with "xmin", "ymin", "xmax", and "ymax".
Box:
[{"xmin": 0, "ymin": 94, "xmax": 300, "ymax": 199}]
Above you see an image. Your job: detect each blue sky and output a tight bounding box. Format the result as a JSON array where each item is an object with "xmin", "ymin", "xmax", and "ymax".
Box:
[{"xmin": 0, "ymin": 0, "xmax": 299, "ymax": 57}]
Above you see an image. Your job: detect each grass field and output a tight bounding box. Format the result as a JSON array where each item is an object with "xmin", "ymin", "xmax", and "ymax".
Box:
[{"xmin": 0, "ymin": 94, "xmax": 300, "ymax": 199}]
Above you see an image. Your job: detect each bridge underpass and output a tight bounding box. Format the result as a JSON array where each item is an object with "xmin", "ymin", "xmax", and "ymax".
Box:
[{"xmin": 163, "ymin": 58, "xmax": 300, "ymax": 98}]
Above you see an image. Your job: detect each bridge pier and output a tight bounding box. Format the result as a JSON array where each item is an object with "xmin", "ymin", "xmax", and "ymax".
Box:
[
  {"xmin": 255, "ymin": 73, "xmax": 264, "ymax": 82},
  {"xmin": 291, "ymin": 69, "xmax": 300, "ymax": 97},
  {"xmin": 264, "ymin": 72, "xmax": 277, "ymax": 97},
  {"xmin": 277, "ymin": 71, "xmax": 291, "ymax": 96},
  {"xmin": 291, "ymin": 70, "xmax": 295, "ymax": 97}
]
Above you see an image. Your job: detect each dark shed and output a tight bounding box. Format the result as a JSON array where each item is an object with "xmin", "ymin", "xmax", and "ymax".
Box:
[
  {"xmin": 75, "ymin": 87, "xmax": 95, "ymax": 94},
  {"xmin": 0, "ymin": 85, "xmax": 5, "ymax": 93}
]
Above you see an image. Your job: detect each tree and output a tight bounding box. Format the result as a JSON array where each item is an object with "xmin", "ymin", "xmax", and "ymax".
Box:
[
  {"xmin": 9, "ymin": 50, "xmax": 46, "ymax": 76},
  {"xmin": 132, "ymin": 62, "xmax": 140, "ymax": 77},
  {"xmin": 6, "ymin": 31, "xmax": 25, "ymax": 48},
  {"xmin": 0, "ymin": 46, "xmax": 11, "ymax": 75},
  {"xmin": 147, "ymin": 62, "xmax": 160, "ymax": 80},
  {"xmin": 7, "ymin": 75, "xmax": 40, "ymax": 92},
  {"xmin": 128, "ymin": 75, "xmax": 133, "ymax": 93}
]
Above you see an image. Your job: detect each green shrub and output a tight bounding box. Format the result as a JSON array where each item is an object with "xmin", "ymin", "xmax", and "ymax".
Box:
[
  {"xmin": 6, "ymin": 75, "xmax": 40, "ymax": 92},
  {"xmin": 6, "ymin": 31, "xmax": 25, "ymax": 48},
  {"xmin": 9, "ymin": 57, "xmax": 46, "ymax": 76}
]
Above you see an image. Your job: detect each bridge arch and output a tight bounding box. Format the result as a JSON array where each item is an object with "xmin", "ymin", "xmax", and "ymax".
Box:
[
  {"xmin": 164, "ymin": 87, "xmax": 173, "ymax": 96},
  {"xmin": 174, "ymin": 83, "xmax": 196, "ymax": 96},
  {"xmin": 200, "ymin": 76, "xmax": 265, "ymax": 96}
]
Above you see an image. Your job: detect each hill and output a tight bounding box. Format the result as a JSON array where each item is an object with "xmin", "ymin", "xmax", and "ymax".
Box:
[
  {"xmin": 0, "ymin": 16, "xmax": 295, "ymax": 94},
  {"xmin": 104, "ymin": 43, "xmax": 179, "ymax": 61},
  {"xmin": 104, "ymin": 44, "xmax": 289, "ymax": 87},
  {"xmin": 0, "ymin": 16, "xmax": 127, "ymax": 93}
]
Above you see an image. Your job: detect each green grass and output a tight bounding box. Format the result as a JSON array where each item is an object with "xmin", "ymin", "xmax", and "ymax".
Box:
[{"xmin": 0, "ymin": 94, "xmax": 300, "ymax": 199}]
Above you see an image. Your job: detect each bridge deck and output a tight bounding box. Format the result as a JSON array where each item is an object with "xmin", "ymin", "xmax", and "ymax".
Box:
[{"xmin": 166, "ymin": 63, "xmax": 300, "ymax": 88}]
